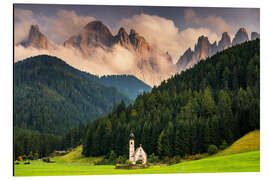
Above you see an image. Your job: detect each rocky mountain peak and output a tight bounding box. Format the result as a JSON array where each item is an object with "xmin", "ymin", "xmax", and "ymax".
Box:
[
  {"xmin": 232, "ymin": 27, "xmax": 249, "ymax": 46},
  {"xmin": 128, "ymin": 29, "xmax": 151, "ymax": 53},
  {"xmin": 20, "ymin": 24, "xmax": 49, "ymax": 49},
  {"xmin": 251, "ymin": 32, "xmax": 260, "ymax": 40},
  {"xmin": 64, "ymin": 20, "xmax": 114, "ymax": 53},
  {"xmin": 218, "ymin": 32, "xmax": 231, "ymax": 51},
  {"xmin": 83, "ymin": 20, "xmax": 111, "ymax": 35}
]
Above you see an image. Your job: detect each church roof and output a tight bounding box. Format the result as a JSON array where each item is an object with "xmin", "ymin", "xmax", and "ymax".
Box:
[{"xmin": 129, "ymin": 132, "xmax": 135, "ymax": 139}]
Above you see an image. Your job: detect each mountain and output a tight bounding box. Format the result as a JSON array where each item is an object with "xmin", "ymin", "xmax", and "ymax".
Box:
[
  {"xmin": 177, "ymin": 28, "xmax": 254, "ymax": 72},
  {"xmin": 176, "ymin": 35, "xmax": 218, "ymax": 70},
  {"xmin": 83, "ymin": 39, "xmax": 260, "ymax": 158},
  {"xmin": 14, "ymin": 55, "xmax": 131, "ymax": 135},
  {"xmin": 63, "ymin": 20, "xmax": 173, "ymax": 86},
  {"xmin": 79, "ymin": 72, "xmax": 152, "ymax": 100},
  {"xmin": 251, "ymin": 32, "xmax": 260, "ymax": 40},
  {"xmin": 232, "ymin": 28, "xmax": 249, "ymax": 46},
  {"xmin": 217, "ymin": 32, "xmax": 231, "ymax": 52},
  {"xmin": 64, "ymin": 21, "xmax": 114, "ymax": 55},
  {"xmin": 20, "ymin": 25, "xmax": 52, "ymax": 50},
  {"xmin": 98, "ymin": 75, "xmax": 152, "ymax": 100}
]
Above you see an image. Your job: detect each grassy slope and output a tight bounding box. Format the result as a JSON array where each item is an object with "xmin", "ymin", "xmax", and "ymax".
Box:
[
  {"xmin": 14, "ymin": 130, "xmax": 260, "ymax": 176},
  {"xmin": 217, "ymin": 130, "xmax": 260, "ymax": 156},
  {"xmin": 57, "ymin": 146, "xmax": 102, "ymax": 164}
]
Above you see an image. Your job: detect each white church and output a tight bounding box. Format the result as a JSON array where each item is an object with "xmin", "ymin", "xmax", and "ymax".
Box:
[{"xmin": 129, "ymin": 132, "xmax": 147, "ymax": 164}]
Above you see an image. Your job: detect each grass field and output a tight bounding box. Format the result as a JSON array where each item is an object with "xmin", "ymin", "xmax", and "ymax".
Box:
[
  {"xmin": 14, "ymin": 150, "xmax": 259, "ymax": 176},
  {"xmin": 14, "ymin": 130, "xmax": 260, "ymax": 176}
]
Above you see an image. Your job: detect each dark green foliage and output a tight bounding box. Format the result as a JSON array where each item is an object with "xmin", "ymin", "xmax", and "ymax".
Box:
[
  {"xmin": 219, "ymin": 140, "xmax": 228, "ymax": 150},
  {"xmin": 14, "ymin": 128, "xmax": 62, "ymax": 159},
  {"xmin": 83, "ymin": 40, "xmax": 260, "ymax": 159},
  {"xmin": 148, "ymin": 153, "xmax": 159, "ymax": 163},
  {"xmin": 208, "ymin": 145, "xmax": 218, "ymax": 155},
  {"xmin": 14, "ymin": 55, "xmax": 130, "ymax": 135}
]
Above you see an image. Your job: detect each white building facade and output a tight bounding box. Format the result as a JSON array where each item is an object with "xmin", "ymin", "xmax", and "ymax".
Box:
[{"xmin": 129, "ymin": 132, "xmax": 147, "ymax": 164}]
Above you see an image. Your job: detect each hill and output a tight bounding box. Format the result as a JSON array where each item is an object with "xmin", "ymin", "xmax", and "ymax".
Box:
[
  {"xmin": 80, "ymin": 73, "xmax": 152, "ymax": 100},
  {"xmin": 98, "ymin": 75, "xmax": 152, "ymax": 100},
  {"xmin": 217, "ymin": 130, "xmax": 260, "ymax": 156},
  {"xmin": 58, "ymin": 146, "xmax": 102, "ymax": 164},
  {"xmin": 83, "ymin": 40, "xmax": 260, "ymax": 158},
  {"xmin": 14, "ymin": 55, "xmax": 131, "ymax": 135}
]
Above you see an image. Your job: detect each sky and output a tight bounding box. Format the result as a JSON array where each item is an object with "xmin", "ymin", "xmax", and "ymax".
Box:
[{"xmin": 13, "ymin": 4, "xmax": 260, "ymax": 86}]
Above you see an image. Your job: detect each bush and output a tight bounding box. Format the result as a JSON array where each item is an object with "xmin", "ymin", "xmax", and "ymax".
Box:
[
  {"xmin": 125, "ymin": 160, "xmax": 133, "ymax": 166},
  {"xmin": 42, "ymin": 157, "xmax": 55, "ymax": 163},
  {"xmin": 163, "ymin": 156, "xmax": 170, "ymax": 164},
  {"xmin": 136, "ymin": 160, "xmax": 143, "ymax": 164},
  {"xmin": 148, "ymin": 153, "xmax": 159, "ymax": 163},
  {"xmin": 28, "ymin": 152, "xmax": 34, "ymax": 160},
  {"xmin": 34, "ymin": 152, "xmax": 39, "ymax": 160},
  {"xmin": 108, "ymin": 150, "xmax": 117, "ymax": 164},
  {"xmin": 116, "ymin": 156, "xmax": 127, "ymax": 164},
  {"xmin": 208, "ymin": 145, "xmax": 218, "ymax": 155},
  {"xmin": 219, "ymin": 140, "xmax": 228, "ymax": 150}
]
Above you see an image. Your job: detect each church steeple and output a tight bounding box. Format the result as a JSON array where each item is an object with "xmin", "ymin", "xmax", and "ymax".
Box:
[{"xmin": 129, "ymin": 132, "xmax": 135, "ymax": 163}]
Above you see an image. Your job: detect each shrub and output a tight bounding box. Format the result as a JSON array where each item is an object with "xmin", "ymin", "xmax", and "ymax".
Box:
[
  {"xmin": 125, "ymin": 160, "xmax": 133, "ymax": 166},
  {"xmin": 148, "ymin": 153, "xmax": 159, "ymax": 163},
  {"xmin": 42, "ymin": 157, "xmax": 55, "ymax": 163},
  {"xmin": 34, "ymin": 152, "xmax": 39, "ymax": 160},
  {"xmin": 108, "ymin": 150, "xmax": 117, "ymax": 164},
  {"xmin": 28, "ymin": 152, "xmax": 33, "ymax": 160},
  {"xmin": 163, "ymin": 156, "xmax": 170, "ymax": 164},
  {"xmin": 219, "ymin": 140, "xmax": 228, "ymax": 150},
  {"xmin": 208, "ymin": 145, "xmax": 218, "ymax": 155},
  {"xmin": 22, "ymin": 154, "xmax": 27, "ymax": 161},
  {"xmin": 116, "ymin": 156, "xmax": 127, "ymax": 164},
  {"xmin": 136, "ymin": 160, "xmax": 143, "ymax": 164}
]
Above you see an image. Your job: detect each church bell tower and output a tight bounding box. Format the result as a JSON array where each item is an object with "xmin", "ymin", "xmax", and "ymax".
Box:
[{"xmin": 129, "ymin": 132, "xmax": 135, "ymax": 163}]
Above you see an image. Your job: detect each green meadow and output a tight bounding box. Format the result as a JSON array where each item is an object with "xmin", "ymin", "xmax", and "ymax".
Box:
[{"xmin": 14, "ymin": 130, "xmax": 260, "ymax": 176}]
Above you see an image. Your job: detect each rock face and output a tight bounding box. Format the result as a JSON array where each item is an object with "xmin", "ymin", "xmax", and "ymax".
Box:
[
  {"xmin": 114, "ymin": 28, "xmax": 151, "ymax": 55},
  {"xmin": 251, "ymin": 32, "xmax": 260, "ymax": 40},
  {"xmin": 177, "ymin": 28, "xmax": 252, "ymax": 72},
  {"xmin": 63, "ymin": 21, "xmax": 171, "ymax": 86},
  {"xmin": 20, "ymin": 25, "xmax": 49, "ymax": 49},
  {"xmin": 176, "ymin": 35, "xmax": 218, "ymax": 70},
  {"xmin": 217, "ymin": 32, "xmax": 231, "ymax": 51},
  {"xmin": 232, "ymin": 28, "xmax": 249, "ymax": 46},
  {"xmin": 64, "ymin": 20, "xmax": 114, "ymax": 55}
]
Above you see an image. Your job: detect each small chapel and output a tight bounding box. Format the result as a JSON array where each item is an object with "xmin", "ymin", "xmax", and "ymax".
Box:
[{"xmin": 129, "ymin": 132, "xmax": 147, "ymax": 164}]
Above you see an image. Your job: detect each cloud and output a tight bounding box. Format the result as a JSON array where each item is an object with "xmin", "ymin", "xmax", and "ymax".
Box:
[
  {"xmin": 14, "ymin": 44, "xmax": 136, "ymax": 76},
  {"xmin": 184, "ymin": 8, "xmax": 233, "ymax": 35},
  {"xmin": 119, "ymin": 14, "xmax": 219, "ymax": 62},
  {"xmin": 41, "ymin": 9, "xmax": 96, "ymax": 44},
  {"xmin": 178, "ymin": 28, "xmax": 218, "ymax": 52},
  {"xmin": 14, "ymin": 8, "xmax": 37, "ymax": 44},
  {"xmin": 14, "ymin": 8, "xmax": 96, "ymax": 45}
]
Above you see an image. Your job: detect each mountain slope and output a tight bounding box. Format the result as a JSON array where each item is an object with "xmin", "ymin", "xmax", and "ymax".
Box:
[
  {"xmin": 98, "ymin": 75, "xmax": 152, "ymax": 100},
  {"xmin": 14, "ymin": 55, "xmax": 131, "ymax": 135},
  {"xmin": 83, "ymin": 40, "xmax": 260, "ymax": 158}
]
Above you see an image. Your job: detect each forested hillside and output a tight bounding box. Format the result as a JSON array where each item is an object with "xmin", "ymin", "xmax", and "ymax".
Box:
[
  {"xmin": 98, "ymin": 75, "xmax": 152, "ymax": 100},
  {"xmin": 83, "ymin": 40, "xmax": 260, "ymax": 158},
  {"xmin": 14, "ymin": 55, "xmax": 130, "ymax": 135},
  {"xmin": 79, "ymin": 73, "xmax": 152, "ymax": 100}
]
